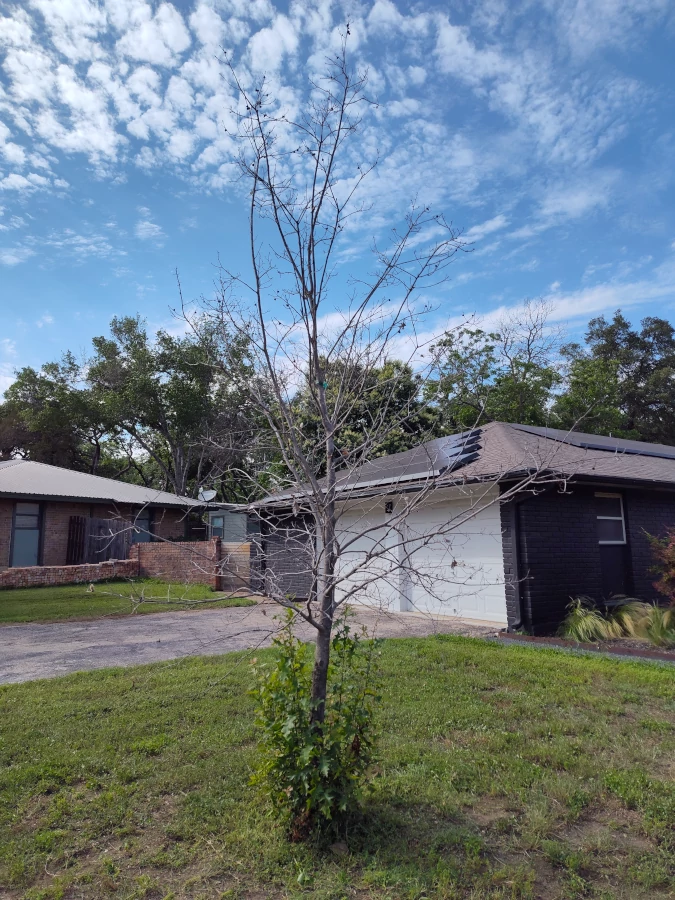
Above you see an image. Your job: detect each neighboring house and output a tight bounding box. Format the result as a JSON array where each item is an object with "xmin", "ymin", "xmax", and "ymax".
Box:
[
  {"xmin": 253, "ymin": 423, "xmax": 675, "ymax": 634},
  {"xmin": 207, "ymin": 506, "xmax": 248, "ymax": 542},
  {"xmin": 0, "ymin": 459, "xmax": 203, "ymax": 570}
]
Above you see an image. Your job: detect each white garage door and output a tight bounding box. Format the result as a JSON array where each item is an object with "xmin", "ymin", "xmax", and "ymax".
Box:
[{"xmin": 335, "ymin": 488, "xmax": 507, "ymax": 625}]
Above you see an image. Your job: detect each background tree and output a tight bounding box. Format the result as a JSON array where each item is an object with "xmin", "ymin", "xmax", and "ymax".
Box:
[
  {"xmin": 0, "ymin": 317, "xmax": 256, "ymax": 499},
  {"xmin": 294, "ymin": 358, "xmax": 443, "ymax": 476},
  {"xmin": 85, "ymin": 316, "xmax": 255, "ymax": 497},
  {"xmin": 429, "ymin": 299, "xmax": 561, "ymax": 428},
  {"xmin": 0, "ymin": 354, "xmax": 121, "ymax": 474},
  {"xmin": 551, "ymin": 351, "xmax": 625, "ymax": 436},
  {"xmin": 553, "ymin": 312, "xmax": 675, "ymax": 443}
]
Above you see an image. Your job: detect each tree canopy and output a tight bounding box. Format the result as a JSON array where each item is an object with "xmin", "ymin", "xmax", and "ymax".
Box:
[
  {"xmin": 0, "ymin": 316, "xmax": 255, "ymax": 499},
  {"xmin": 3, "ymin": 307, "xmax": 675, "ymax": 495},
  {"xmin": 553, "ymin": 312, "xmax": 675, "ymax": 444},
  {"xmin": 293, "ymin": 358, "xmax": 443, "ymax": 475}
]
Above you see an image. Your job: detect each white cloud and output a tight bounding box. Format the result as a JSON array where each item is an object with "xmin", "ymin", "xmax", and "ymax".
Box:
[
  {"xmin": 189, "ymin": 2, "xmax": 227, "ymax": 47},
  {"xmin": 248, "ymin": 13, "xmax": 298, "ymax": 72},
  {"xmin": 27, "ymin": 0, "xmax": 107, "ymax": 62},
  {"xmin": 116, "ymin": 3, "xmax": 191, "ymax": 67},
  {"xmin": 0, "ymin": 121, "xmax": 26, "ymax": 165},
  {"xmin": 476, "ymin": 257, "xmax": 675, "ymax": 328},
  {"xmin": 0, "ymin": 363, "xmax": 15, "ymax": 396},
  {"xmin": 135, "ymin": 207, "xmax": 165, "ymax": 242},
  {"xmin": 538, "ymin": 178, "xmax": 614, "ymax": 221},
  {"xmin": 0, "ymin": 173, "xmax": 46, "ymax": 192},
  {"xmin": 0, "ymin": 213, "xmax": 26, "ymax": 232},
  {"xmin": 0, "ymin": 246, "xmax": 35, "ymax": 265},
  {"xmin": 0, "ymin": 0, "xmax": 667, "ymax": 267},
  {"xmin": 36, "ymin": 313, "xmax": 54, "ymax": 327},
  {"xmin": 465, "ymin": 214, "xmax": 509, "ymax": 241},
  {"xmin": 0, "ymin": 337, "xmax": 17, "ymax": 355},
  {"xmin": 552, "ymin": 0, "xmax": 671, "ymax": 58},
  {"xmin": 41, "ymin": 228, "xmax": 124, "ymax": 259}
]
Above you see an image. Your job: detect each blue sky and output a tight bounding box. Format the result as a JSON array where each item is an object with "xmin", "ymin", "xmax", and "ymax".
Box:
[{"xmin": 1, "ymin": 0, "xmax": 674, "ymax": 394}]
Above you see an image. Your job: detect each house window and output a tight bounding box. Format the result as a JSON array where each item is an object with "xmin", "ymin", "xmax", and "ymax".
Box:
[
  {"xmin": 131, "ymin": 509, "xmax": 154, "ymax": 543},
  {"xmin": 210, "ymin": 515, "xmax": 225, "ymax": 538},
  {"xmin": 11, "ymin": 502, "xmax": 42, "ymax": 567},
  {"xmin": 595, "ymin": 493, "xmax": 626, "ymax": 545}
]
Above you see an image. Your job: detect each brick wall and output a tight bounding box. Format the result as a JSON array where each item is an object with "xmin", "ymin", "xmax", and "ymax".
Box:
[
  {"xmin": 42, "ymin": 502, "xmax": 92, "ymax": 566},
  {"xmin": 151, "ymin": 508, "xmax": 189, "ymax": 541},
  {"xmin": 0, "ymin": 558, "xmax": 139, "ymax": 589},
  {"xmin": 501, "ymin": 484, "xmax": 675, "ymax": 634},
  {"xmin": 0, "ymin": 499, "xmax": 196, "ymax": 571},
  {"xmin": 501, "ymin": 486, "xmax": 603, "ymax": 634},
  {"xmin": 130, "ymin": 538, "xmax": 251, "ymax": 593},
  {"xmin": 623, "ymin": 488, "xmax": 675, "ymax": 602}
]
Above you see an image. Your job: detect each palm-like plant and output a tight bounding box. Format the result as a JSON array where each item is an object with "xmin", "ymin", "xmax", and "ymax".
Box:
[
  {"xmin": 560, "ymin": 597, "xmax": 612, "ymax": 642},
  {"xmin": 561, "ymin": 597, "xmax": 675, "ymax": 649}
]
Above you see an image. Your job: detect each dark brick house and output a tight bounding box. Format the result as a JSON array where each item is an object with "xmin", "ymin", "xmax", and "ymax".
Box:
[
  {"xmin": 254, "ymin": 423, "xmax": 675, "ymax": 634},
  {"xmin": 0, "ymin": 459, "xmax": 203, "ymax": 571}
]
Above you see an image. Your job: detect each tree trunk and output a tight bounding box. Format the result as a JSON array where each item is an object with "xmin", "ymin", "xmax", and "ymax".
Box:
[
  {"xmin": 310, "ymin": 396, "xmax": 337, "ymax": 725},
  {"xmin": 310, "ymin": 616, "xmax": 332, "ymax": 725}
]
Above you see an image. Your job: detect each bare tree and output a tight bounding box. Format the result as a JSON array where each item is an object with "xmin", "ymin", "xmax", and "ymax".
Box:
[{"xmin": 190, "ymin": 37, "xmax": 567, "ymax": 724}]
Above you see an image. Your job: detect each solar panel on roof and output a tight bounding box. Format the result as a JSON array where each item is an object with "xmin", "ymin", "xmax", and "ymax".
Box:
[
  {"xmin": 441, "ymin": 451, "xmax": 481, "ymax": 475},
  {"xmin": 437, "ymin": 429, "xmax": 482, "ymax": 475},
  {"xmin": 577, "ymin": 441, "xmax": 675, "ymax": 461},
  {"xmin": 444, "ymin": 443, "xmax": 480, "ymax": 459}
]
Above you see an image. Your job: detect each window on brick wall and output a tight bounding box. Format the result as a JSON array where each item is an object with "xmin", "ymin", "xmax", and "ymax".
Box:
[
  {"xmin": 132, "ymin": 509, "xmax": 155, "ymax": 543},
  {"xmin": 595, "ymin": 493, "xmax": 626, "ymax": 544},
  {"xmin": 11, "ymin": 502, "xmax": 43, "ymax": 566}
]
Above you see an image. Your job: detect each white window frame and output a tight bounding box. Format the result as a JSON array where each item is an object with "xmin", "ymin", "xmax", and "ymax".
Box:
[
  {"xmin": 595, "ymin": 492, "xmax": 626, "ymax": 545},
  {"xmin": 210, "ymin": 514, "xmax": 225, "ymax": 538}
]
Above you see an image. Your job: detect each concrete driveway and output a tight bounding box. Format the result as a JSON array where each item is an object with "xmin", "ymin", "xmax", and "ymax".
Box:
[{"xmin": 0, "ymin": 603, "xmax": 498, "ymax": 684}]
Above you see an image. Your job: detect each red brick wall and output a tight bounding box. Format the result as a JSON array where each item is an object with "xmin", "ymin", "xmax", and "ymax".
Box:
[
  {"xmin": 131, "ymin": 539, "xmax": 251, "ymax": 592},
  {"xmin": 42, "ymin": 502, "xmax": 91, "ymax": 566},
  {"xmin": 151, "ymin": 508, "xmax": 188, "ymax": 541},
  {"xmin": 0, "ymin": 558, "xmax": 139, "ymax": 589},
  {"xmin": 0, "ymin": 499, "xmax": 195, "ymax": 570}
]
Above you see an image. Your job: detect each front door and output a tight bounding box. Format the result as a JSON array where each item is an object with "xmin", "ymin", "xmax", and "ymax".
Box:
[
  {"xmin": 595, "ymin": 492, "xmax": 628, "ymax": 599},
  {"xmin": 11, "ymin": 502, "xmax": 42, "ymax": 567}
]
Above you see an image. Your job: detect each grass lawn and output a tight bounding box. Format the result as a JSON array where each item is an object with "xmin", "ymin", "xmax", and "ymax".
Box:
[
  {"xmin": 0, "ymin": 580, "xmax": 256, "ymax": 624},
  {"xmin": 1, "ymin": 637, "xmax": 674, "ymax": 900}
]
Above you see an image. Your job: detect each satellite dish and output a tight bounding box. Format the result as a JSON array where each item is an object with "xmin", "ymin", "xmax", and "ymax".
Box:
[{"xmin": 198, "ymin": 489, "xmax": 218, "ymax": 502}]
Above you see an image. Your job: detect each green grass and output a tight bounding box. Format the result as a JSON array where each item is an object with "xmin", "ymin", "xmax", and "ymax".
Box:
[
  {"xmin": 1, "ymin": 637, "xmax": 674, "ymax": 899},
  {"xmin": 0, "ymin": 579, "xmax": 256, "ymax": 624}
]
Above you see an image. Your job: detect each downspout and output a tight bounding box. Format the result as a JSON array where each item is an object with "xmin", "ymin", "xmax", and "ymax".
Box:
[{"xmin": 505, "ymin": 494, "xmax": 530, "ymax": 633}]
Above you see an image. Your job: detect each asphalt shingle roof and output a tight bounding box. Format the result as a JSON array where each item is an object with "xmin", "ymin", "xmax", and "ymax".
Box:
[
  {"xmin": 0, "ymin": 459, "xmax": 201, "ymax": 507},
  {"xmin": 255, "ymin": 422, "xmax": 675, "ymax": 506}
]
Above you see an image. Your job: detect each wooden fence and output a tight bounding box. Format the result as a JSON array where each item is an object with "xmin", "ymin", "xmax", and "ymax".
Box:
[{"xmin": 66, "ymin": 516, "xmax": 131, "ymax": 565}]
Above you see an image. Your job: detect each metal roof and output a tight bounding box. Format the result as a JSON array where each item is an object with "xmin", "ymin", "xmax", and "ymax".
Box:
[{"xmin": 0, "ymin": 459, "xmax": 202, "ymax": 507}]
